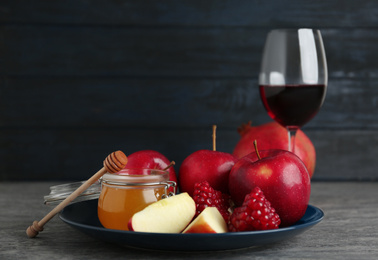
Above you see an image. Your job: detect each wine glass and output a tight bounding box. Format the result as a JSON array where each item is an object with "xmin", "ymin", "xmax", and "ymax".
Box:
[{"xmin": 259, "ymin": 28, "xmax": 327, "ymax": 152}]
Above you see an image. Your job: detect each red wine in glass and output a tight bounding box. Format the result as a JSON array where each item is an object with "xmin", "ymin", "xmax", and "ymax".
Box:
[
  {"xmin": 259, "ymin": 29, "xmax": 327, "ymax": 152},
  {"xmin": 259, "ymin": 84, "xmax": 326, "ymax": 128}
]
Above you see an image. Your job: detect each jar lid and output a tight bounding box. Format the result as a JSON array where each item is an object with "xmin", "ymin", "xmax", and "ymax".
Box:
[
  {"xmin": 43, "ymin": 169, "xmax": 171, "ymax": 205},
  {"xmin": 44, "ymin": 180, "xmax": 101, "ymax": 206}
]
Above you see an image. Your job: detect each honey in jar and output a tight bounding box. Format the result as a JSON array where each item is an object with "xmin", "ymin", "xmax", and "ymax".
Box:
[{"xmin": 98, "ymin": 168, "xmax": 175, "ymax": 231}]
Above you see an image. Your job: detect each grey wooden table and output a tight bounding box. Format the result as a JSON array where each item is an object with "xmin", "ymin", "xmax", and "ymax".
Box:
[{"xmin": 1, "ymin": 181, "xmax": 377, "ymax": 259}]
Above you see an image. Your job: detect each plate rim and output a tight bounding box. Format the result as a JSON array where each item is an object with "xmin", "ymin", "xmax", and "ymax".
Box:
[{"xmin": 59, "ymin": 199, "xmax": 324, "ymax": 250}]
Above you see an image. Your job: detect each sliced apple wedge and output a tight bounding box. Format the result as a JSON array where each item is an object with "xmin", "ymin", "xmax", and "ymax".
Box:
[
  {"xmin": 128, "ymin": 192, "xmax": 196, "ymax": 233},
  {"xmin": 182, "ymin": 207, "xmax": 228, "ymax": 233}
]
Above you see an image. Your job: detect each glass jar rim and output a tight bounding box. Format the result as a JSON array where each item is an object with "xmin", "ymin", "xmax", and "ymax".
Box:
[{"xmin": 102, "ymin": 168, "xmax": 169, "ymax": 184}]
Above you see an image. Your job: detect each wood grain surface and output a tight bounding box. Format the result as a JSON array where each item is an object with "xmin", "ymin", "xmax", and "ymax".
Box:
[{"xmin": 1, "ymin": 181, "xmax": 377, "ymax": 259}]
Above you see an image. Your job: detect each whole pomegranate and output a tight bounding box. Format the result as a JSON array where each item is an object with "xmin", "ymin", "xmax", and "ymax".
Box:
[{"xmin": 232, "ymin": 121, "xmax": 316, "ymax": 178}]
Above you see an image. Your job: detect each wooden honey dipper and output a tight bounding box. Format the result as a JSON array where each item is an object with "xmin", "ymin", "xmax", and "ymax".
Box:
[{"xmin": 26, "ymin": 150, "xmax": 128, "ymax": 238}]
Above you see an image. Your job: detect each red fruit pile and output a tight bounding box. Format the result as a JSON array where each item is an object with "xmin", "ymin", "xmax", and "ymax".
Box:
[
  {"xmin": 228, "ymin": 187, "xmax": 281, "ymax": 232},
  {"xmin": 192, "ymin": 181, "xmax": 231, "ymax": 222}
]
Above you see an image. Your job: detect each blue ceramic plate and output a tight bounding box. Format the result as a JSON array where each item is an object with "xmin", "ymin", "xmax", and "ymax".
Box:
[{"xmin": 59, "ymin": 199, "xmax": 323, "ymax": 251}]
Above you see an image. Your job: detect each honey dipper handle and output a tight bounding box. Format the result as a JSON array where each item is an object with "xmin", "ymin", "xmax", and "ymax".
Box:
[
  {"xmin": 26, "ymin": 150, "xmax": 128, "ymax": 238},
  {"xmin": 26, "ymin": 167, "xmax": 107, "ymax": 238}
]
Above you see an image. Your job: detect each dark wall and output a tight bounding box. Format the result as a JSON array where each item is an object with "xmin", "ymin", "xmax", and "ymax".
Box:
[{"xmin": 1, "ymin": 0, "xmax": 377, "ymax": 181}]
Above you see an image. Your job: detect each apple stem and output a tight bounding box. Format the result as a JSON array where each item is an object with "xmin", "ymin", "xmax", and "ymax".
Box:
[
  {"xmin": 253, "ymin": 140, "xmax": 261, "ymax": 160},
  {"xmin": 212, "ymin": 125, "xmax": 217, "ymax": 151},
  {"xmin": 163, "ymin": 161, "xmax": 175, "ymax": 171}
]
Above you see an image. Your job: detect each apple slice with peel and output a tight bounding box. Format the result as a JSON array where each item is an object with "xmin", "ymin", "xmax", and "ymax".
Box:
[
  {"xmin": 128, "ymin": 192, "xmax": 196, "ymax": 233},
  {"xmin": 182, "ymin": 207, "xmax": 228, "ymax": 233}
]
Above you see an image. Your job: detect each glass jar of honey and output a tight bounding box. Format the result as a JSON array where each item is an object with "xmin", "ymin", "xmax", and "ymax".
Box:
[{"xmin": 97, "ymin": 168, "xmax": 176, "ymax": 231}]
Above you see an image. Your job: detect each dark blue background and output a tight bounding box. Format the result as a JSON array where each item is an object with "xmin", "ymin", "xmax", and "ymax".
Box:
[{"xmin": 1, "ymin": 0, "xmax": 377, "ymax": 181}]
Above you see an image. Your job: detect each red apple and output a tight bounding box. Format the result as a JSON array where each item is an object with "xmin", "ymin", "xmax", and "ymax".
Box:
[
  {"xmin": 179, "ymin": 126, "xmax": 238, "ymax": 196},
  {"xmin": 128, "ymin": 192, "xmax": 196, "ymax": 233},
  {"xmin": 233, "ymin": 121, "xmax": 316, "ymax": 178},
  {"xmin": 123, "ymin": 150, "xmax": 177, "ymax": 190},
  {"xmin": 182, "ymin": 207, "xmax": 228, "ymax": 233},
  {"xmin": 228, "ymin": 145, "xmax": 311, "ymax": 227}
]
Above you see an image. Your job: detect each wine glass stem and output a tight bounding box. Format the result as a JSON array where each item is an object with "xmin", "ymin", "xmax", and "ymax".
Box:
[{"xmin": 287, "ymin": 127, "xmax": 298, "ymax": 153}]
